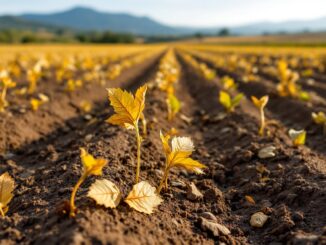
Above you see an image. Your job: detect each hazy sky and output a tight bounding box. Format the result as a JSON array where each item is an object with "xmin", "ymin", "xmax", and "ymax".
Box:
[{"xmin": 0, "ymin": 0, "xmax": 325, "ymax": 27}]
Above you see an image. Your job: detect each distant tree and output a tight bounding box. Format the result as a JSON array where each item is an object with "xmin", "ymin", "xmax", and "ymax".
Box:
[{"xmin": 218, "ymin": 28, "xmax": 230, "ymax": 36}]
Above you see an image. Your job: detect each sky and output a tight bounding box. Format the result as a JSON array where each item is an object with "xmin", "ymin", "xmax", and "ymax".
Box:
[{"xmin": 0, "ymin": 0, "xmax": 325, "ymax": 27}]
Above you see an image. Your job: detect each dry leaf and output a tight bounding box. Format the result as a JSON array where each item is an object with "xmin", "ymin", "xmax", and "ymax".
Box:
[
  {"xmin": 245, "ymin": 195, "xmax": 256, "ymax": 205},
  {"xmin": 125, "ymin": 181, "xmax": 162, "ymax": 214},
  {"xmin": 106, "ymin": 85, "xmax": 147, "ymax": 129},
  {"xmin": 88, "ymin": 179, "xmax": 121, "ymax": 208},
  {"xmin": 80, "ymin": 148, "xmax": 108, "ymax": 176},
  {"xmin": 0, "ymin": 172, "xmax": 15, "ymax": 216}
]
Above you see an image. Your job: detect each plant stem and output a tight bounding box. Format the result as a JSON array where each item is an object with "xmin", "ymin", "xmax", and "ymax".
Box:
[
  {"xmin": 135, "ymin": 124, "xmax": 142, "ymax": 183},
  {"xmin": 157, "ymin": 169, "xmax": 169, "ymax": 194},
  {"xmin": 69, "ymin": 173, "xmax": 87, "ymax": 217},
  {"xmin": 0, "ymin": 207, "xmax": 5, "ymax": 217},
  {"xmin": 259, "ymin": 107, "xmax": 265, "ymax": 136}
]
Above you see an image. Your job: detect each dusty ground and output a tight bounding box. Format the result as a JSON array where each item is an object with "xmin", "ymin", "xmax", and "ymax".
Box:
[{"xmin": 0, "ymin": 49, "xmax": 325, "ymax": 245}]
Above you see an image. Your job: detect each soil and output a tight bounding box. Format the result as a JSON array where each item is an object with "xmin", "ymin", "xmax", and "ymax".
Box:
[{"xmin": 0, "ymin": 48, "xmax": 325, "ymax": 245}]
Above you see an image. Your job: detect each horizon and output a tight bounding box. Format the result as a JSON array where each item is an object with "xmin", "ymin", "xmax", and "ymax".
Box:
[{"xmin": 0, "ymin": 0, "xmax": 325, "ymax": 28}]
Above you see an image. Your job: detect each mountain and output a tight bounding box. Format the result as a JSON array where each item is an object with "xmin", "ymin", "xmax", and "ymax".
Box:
[
  {"xmin": 20, "ymin": 7, "xmax": 179, "ymax": 35},
  {"xmin": 0, "ymin": 6, "xmax": 325, "ymax": 36},
  {"xmin": 231, "ymin": 17, "xmax": 326, "ymax": 35},
  {"xmin": 0, "ymin": 15, "xmax": 64, "ymax": 31}
]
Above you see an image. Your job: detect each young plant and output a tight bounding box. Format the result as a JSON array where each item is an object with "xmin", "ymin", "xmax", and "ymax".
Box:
[
  {"xmin": 251, "ymin": 95, "xmax": 269, "ymax": 136},
  {"xmin": 69, "ymin": 148, "xmax": 107, "ymax": 217},
  {"xmin": 27, "ymin": 66, "xmax": 41, "ymax": 94},
  {"xmin": 312, "ymin": 112, "xmax": 326, "ymax": 134},
  {"xmin": 156, "ymin": 131, "xmax": 206, "ymax": 194},
  {"xmin": 219, "ymin": 91, "xmax": 244, "ymax": 113},
  {"xmin": 167, "ymin": 93, "xmax": 181, "ymax": 121},
  {"xmin": 0, "ymin": 71, "xmax": 16, "ymax": 112},
  {"xmin": 221, "ymin": 76, "xmax": 237, "ymax": 91},
  {"xmin": 107, "ymin": 85, "xmax": 147, "ymax": 183},
  {"xmin": 288, "ymin": 129, "xmax": 306, "ymax": 146},
  {"xmin": 0, "ymin": 172, "xmax": 15, "ymax": 217}
]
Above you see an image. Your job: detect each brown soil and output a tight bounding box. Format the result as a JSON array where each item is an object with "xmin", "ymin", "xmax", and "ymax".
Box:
[{"xmin": 0, "ymin": 49, "xmax": 325, "ymax": 245}]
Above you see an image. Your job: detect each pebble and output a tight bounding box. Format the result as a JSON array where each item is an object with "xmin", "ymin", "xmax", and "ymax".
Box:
[
  {"xmin": 171, "ymin": 180, "xmax": 186, "ymax": 188},
  {"xmin": 84, "ymin": 134, "xmax": 93, "ymax": 142},
  {"xmin": 250, "ymin": 212, "xmax": 268, "ymax": 228},
  {"xmin": 199, "ymin": 212, "xmax": 217, "ymax": 222},
  {"xmin": 200, "ymin": 217, "xmax": 231, "ymax": 237},
  {"xmin": 258, "ymin": 146, "xmax": 276, "ymax": 159},
  {"xmin": 187, "ymin": 182, "xmax": 203, "ymax": 201}
]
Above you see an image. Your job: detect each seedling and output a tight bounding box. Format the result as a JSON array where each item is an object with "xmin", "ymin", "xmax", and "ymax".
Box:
[
  {"xmin": 156, "ymin": 131, "xmax": 206, "ymax": 194},
  {"xmin": 251, "ymin": 95, "xmax": 269, "ymax": 136},
  {"xmin": 219, "ymin": 91, "xmax": 244, "ymax": 113},
  {"xmin": 221, "ymin": 76, "xmax": 237, "ymax": 91},
  {"xmin": 167, "ymin": 93, "xmax": 181, "ymax": 121},
  {"xmin": 0, "ymin": 172, "xmax": 15, "ymax": 217},
  {"xmin": 27, "ymin": 66, "xmax": 41, "ymax": 94},
  {"xmin": 277, "ymin": 60, "xmax": 309, "ymax": 101},
  {"xmin": 107, "ymin": 85, "xmax": 147, "ymax": 183},
  {"xmin": 312, "ymin": 111, "xmax": 326, "ymax": 134},
  {"xmin": 288, "ymin": 129, "xmax": 306, "ymax": 146},
  {"xmin": 69, "ymin": 148, "xmax": 107, "ymax": 217},
  {"xmin": 0, "ymin": 71, "xmax": 16, "ymax": 112}
]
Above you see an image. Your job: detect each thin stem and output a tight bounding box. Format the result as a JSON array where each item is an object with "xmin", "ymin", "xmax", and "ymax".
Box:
[
  {"xmin": 135, "ymin": 124, "xmax": 142, "ymax": 183},
  {"xmin": 157, "ymin": 168, "xmax": 169, "ymax": 194},
  {"xmin": 69, "ymin": 172, "xmax": 87, "ymax": 217},
  {"xmin": 259, "ymin": 107, "xmax": 265, "ymax": 136},
  {"xmin": 0, "ymin": 207, "xmax": 5, "ymax": 217},
  {"xmin": 1, "ymin": 86, "xmax": 7, "ymax": 102}
]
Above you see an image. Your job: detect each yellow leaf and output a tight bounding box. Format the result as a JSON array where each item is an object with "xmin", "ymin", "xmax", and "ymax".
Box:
[
  {"xmin": 87, "ymin": 179, "xmax": 121, "ymax": 208},
  {"xmin": 107, "ymin": 85, "xmax": 147, "ymax": 129},
  {"xmin": 160, "ymin": 131, "xmax": 171, "ymax": 156},
  {"xmin": 167, "ymin": 93, "xmax": 181, "ymax": 121},
  {"xmin": 288, "ymin": 129, "xmax": 306, "ymax": 146},
  {"xmin": 30, "ymin": 98, "xmax": 43, "ymax": 111},
  {"xmin": 171, "ymin": 157, "xmax": 205, "ymax": 174},
  {"xmin": 125, "ymin": 181, "xmax": 162, "ymax": 214},
  {"xmin": 245, "ymin": 195, "xmax": 256, "ymax": 205},
  {"xmin": 0, "ymin": 172, "xmax": 15, "ymax": 216},
  {"xmin": 80, "ymin": 148, "xmax": 108, "ymax": 176},
  {"xmin": 219, "ymin": 91, "xmax": 231, "ymax": 110},
  {"xmin": 312, "ymin": 112, "xmax": 326, "ymax": 125},
  {"xmin": 251, "ymin": 95, "xmax": 269, "ymax": 109}
]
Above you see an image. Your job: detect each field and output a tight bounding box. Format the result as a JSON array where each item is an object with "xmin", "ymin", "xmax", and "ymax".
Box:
[{"xmin": 0, "ymin": 44, "xmax": 326, "ymax": 244}]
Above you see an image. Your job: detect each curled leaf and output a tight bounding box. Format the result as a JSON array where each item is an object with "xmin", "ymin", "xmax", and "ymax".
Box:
[
  {"xmin": 288, "ymin": 129, "xmax": 306, "ymax": 146},
  {"xmin": 80, "ymin": 148, "xmax": 108, "ymax": 176},
  {"xmin": 0, "ymin": 172, "xmax": 15, "ymax": 216},
  {"xmin": 88, "ymin": 179, "xmax": 121, "ymax": 208},
  {"xmin": 125, "ymin": 181, "xmax": 162, "ymax": 214}
]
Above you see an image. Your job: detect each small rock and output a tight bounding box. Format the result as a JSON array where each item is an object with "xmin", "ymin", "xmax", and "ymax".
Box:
[
  {"xmin": 180, "ymin": 114, "xmax": 193, "ymax": 124},
  {"xmin": 3, "ymin": 152, "xmax": 15, "ymax": 160},
  {"xmin": 84, "ymin": 114, "xmax": 92, "ymax": 121},
  {"xmin": 220, "ymin": 127, "xmax": 232, "ymax": 134},
  {"xmin": 258, "ymin": 146, "xmax": 276, "ymax": 159},
  {"xmin": 200, "ymin": 217, "xmax": 231, "ymax": 237},
  {"xmin": 84, "ymin": 134, "xmax": 93, "ymax": 142},
  {"xmin": 155, "ymin": 169, "xmax": 164, "ymax": 177},
  {"xmin": 200, "ymin": 212, "xmax": 217, "ymax": 222},
  {"xmin": 187, "ymin": 182, "xmax": 203, "ymax": 201},
  {"xmin": 250, "ymin": 212, "xmax": 268, "ymax": 228},
  {"xmin": 171, "ymin": 180, "xmax": 186, "ymax": 188}
]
